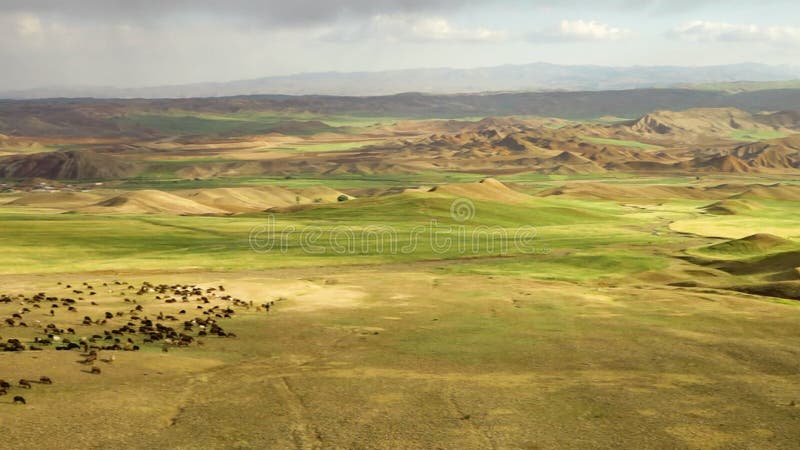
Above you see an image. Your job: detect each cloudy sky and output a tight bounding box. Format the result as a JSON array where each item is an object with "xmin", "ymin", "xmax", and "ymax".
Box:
[{"xmin": 1, "ymin": 0, "xmax": 799, "ymax": 90}]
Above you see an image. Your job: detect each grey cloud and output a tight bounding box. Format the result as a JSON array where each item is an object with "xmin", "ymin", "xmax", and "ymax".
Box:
[
  {"xmin": 1, "ymin": 1, "xmax": 795, "ymax": 26},
  {"xmin": 0, "ymin": 0, "xmax": 489, "ymax": 25},
  {"xmin": 321, "ymin": 14, "xmax": 509, "ymax": 44}
]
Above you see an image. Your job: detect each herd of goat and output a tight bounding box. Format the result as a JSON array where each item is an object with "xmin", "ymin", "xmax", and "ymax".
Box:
[{"xmin": 1, "ymin": 279, "xmax": 274, "ymax": 405}]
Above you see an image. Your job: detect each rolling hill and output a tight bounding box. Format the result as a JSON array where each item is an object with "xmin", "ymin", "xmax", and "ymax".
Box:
[
  {"xmin": 0, "ymin": 150, "xmax": 140, "ymax": 179},
  {"xmin": 627, "ymin": 108, "xmax": 785, "ymax": 141},
  {"xmin": 77, "ymin": 190, "xmax": 228, "ymax": 215}
]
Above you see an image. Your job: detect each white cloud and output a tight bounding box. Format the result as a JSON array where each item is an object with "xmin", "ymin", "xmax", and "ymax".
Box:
[
  {"xmin": 669, "ymin": 21, "xmax": 800, "ymax": 45},
  {"xmin": 558, "ymin": 19, "xmax": 631, "ymax": 41},
  {"xmin": 323, "ymin": 14, "xmax": 508, "ymax": 43},
  {"xmin": 15, "ymin": 14, "xmax": 43, "ymax": 36},
  {"xmin": 527, "ymin": 19, "xmax": 632, "ymax": 42}
]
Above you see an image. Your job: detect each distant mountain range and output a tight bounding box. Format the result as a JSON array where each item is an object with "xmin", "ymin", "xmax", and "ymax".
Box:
[{"xmin": 3, "ymin": 63, "xmax": 800, "ymax": 99}]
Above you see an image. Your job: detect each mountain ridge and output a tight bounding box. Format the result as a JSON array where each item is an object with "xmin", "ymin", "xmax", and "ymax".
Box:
[{"xmin": 3, "ymin": 62, "xmax": 800, "ymax": 100}]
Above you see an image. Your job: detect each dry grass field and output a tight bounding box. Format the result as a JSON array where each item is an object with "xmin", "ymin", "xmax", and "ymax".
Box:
[{"xmin": 1, "ymin": 264, "xmax": 799, "ymax": 449}]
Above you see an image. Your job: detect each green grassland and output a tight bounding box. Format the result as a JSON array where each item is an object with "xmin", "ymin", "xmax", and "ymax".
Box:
[
  {"xmin": 580, "ymin": 136, "xmax": 664, "ymax": 150},
  {"xmin": 0, "ymin": 178, "xmax": 781, "ymax": 287},
  {"xmin": 729, "ymin": 129, "xmax": 788, "ymax": 142},
  {"xmin": 0, "ymin": 194, "xmax": 666, "ymax": 275},
  {"xmin": 118, "ymin": 170, "xmax": 696, "ymax": 193},
  {"xmin": 117, "ymin": 171, "xmax": 488, "ymax": 190},
  {"xmin": 671, "ymin": 200, "xmax": 800, "ymax": 239}
]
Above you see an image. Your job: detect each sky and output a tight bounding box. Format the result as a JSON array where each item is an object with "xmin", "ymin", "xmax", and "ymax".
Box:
[{"xmin": 1, "ymin": 0, "xmax": 799, "ymax": 90}]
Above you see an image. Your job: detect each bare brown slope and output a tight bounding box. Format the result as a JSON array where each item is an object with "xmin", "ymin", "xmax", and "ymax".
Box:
[
  {"xmin": 0, "ymin": 150, "xmax": 140, "ymax": 180},
  {"xmin": 176, "ymin": 186, "xmax": 347, "ymax": 213},
  {"xmin": 428, "ymin": 178, "xmax": 533, "ymax": 203},
  {"xmin": 628, "ymin": 107, "xmax": 782, "ymax": 139},
  {"xmin": 694, "ymin": 154, "xmax": 755, "ymax": 173},
  {"xmin": 549, "ymin": 151, "xmax": 593, "ymax": 165},
  {"xmin": 729, "ymin": 136, "xmax": 800, "ymax": 169},
  {"xmin": 296, "ymin": 186, "xmax": 351, "ymax": 202},
  {"xmin": 755, "ymin": 110, "xmax": 800, "ymax": 129},
  {"xmin": 546, "ymin": 163, "xmax": 607, "ymax": 175},
  {"xmin": 177, "ymin": 187, "xmax": 302, "ymax": 213},
  {"xmin": 78, "ymin": 190, "xmax": 226, "ymax": 215}
]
